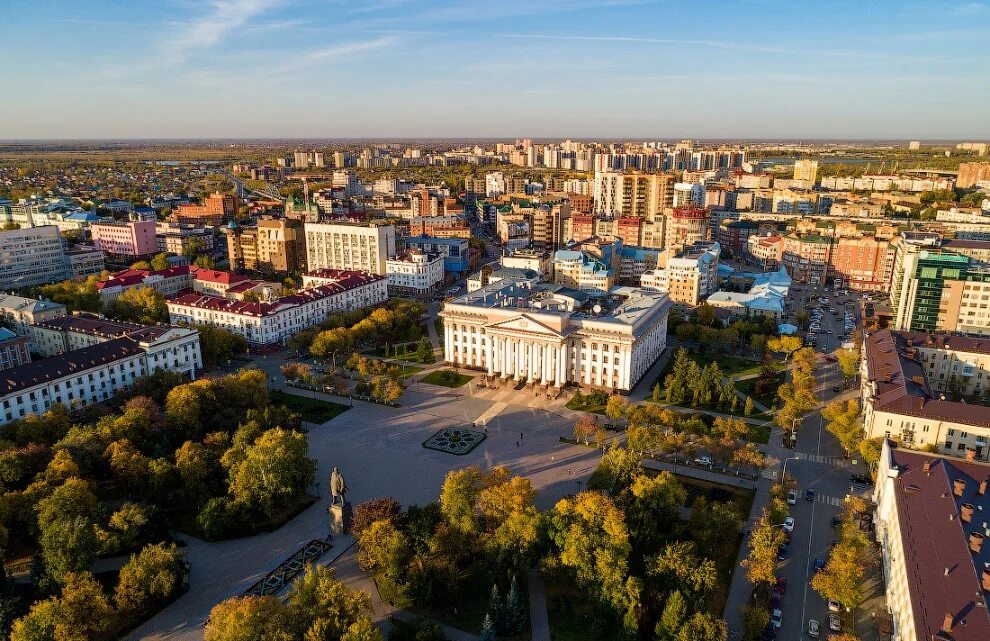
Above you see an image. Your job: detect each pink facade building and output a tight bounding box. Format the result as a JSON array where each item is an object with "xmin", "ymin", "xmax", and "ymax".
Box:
[{"xmin": 90, "ymin": 220, "xmax": 157, "ymax": 256}]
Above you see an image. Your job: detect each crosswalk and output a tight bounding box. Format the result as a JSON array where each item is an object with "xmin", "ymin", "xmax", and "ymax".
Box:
[
  {"xmin": 793, "ymin": 451, "xmax": 845, "ymax": 467},
  {"xmin": 816, "ymin": 493, "xmax": 844, "ymax": 507}
]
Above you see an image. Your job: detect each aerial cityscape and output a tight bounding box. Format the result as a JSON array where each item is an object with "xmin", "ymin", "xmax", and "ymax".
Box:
[{"xmin": 1, "ymin": 2, "xmax": 989, "ymax": 641}]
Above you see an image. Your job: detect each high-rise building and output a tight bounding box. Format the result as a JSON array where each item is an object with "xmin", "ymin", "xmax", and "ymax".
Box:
[
  {"xmin": 0, "ymin": 226, "xmax": 72, "ymax": 289},
  {"xmin": 640, "ymin": 242, "xmax": 720, "ymax": 306},
  {"xmin": 663, "ymin": 207, "xmax": 711, "ymax": 252},
  {"xmin": 304, "ymin": 222, "xmax": 396, "ymax": 275},
  {"xmin": 531, "ymin": 202, "xmax": 571, "ymax": 250},
  {"xmin": 957, "ymin": 162, "xmax": 990, "ymax": 188},
  {"xmin": 908, "ymin": 140, "xmax": 921, "ymax": 150},
  {"xmin": 224, "ymin": 219, "xmax": 306, "ymax": 273},
  {"xmin": 890, "ymin": 233, "xmax": 990, "ymax": 335},
  {"xmin": 792, "ymin": 159, "xmax": 819, "ymax": 182}
]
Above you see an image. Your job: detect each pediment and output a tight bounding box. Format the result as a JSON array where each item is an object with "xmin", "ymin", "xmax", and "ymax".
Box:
[{"xmin": 486, "ymin": 314, "xmax": 563, "ymax": 337}]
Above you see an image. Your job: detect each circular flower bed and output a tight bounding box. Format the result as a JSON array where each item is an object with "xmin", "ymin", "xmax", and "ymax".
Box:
[{"xmin": 423, "ymin": 427, "xmax": 486, "ymax": 455}]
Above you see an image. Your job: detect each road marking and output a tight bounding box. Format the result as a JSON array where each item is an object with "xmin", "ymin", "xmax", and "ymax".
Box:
[
  {"xmin": 815, "ymin": 493, "xmax": 844, "ymax": 507},
  {"xmin": 794, "ymin": 452, "xmax": 844, "ymax": 467}
]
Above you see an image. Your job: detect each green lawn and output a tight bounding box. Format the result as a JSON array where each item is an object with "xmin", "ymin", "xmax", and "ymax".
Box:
[
  {"xmin": 655, "ymin": 352, "xmax": 763, "ymax": 389},
  {"xmin": 420, "ymin": 369, "xmax": 474, "ymax": 388},
  {"xmin": 369, "ymin": 342, "xmax": 436, "ymax": 364},
  {"xmin": 736, "ymin": 374, "xmax": 783, "ymax": 410},
  {"xmin": 564, "ymin": 397, "xmax": 607, "ymax": 415},
  {"xmin": 363, "ymin": 357, "xmax": 424, "ymax": 379},
  {"xmin": 271, "ymin": 391, "xmax": 350, "ymax": 424}
]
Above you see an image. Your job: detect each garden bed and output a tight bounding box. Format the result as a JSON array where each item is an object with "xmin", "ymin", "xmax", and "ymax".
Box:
[
  {"xmin": 423, "ymin": 427, "xmax": 486, "ymax": 455},
  {"xmin": 271, "ymin": 390, "xmax": 350, "ymax": 423}
]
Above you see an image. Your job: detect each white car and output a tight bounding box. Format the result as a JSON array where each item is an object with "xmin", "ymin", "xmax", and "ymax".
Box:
[
  {"xmin": 828, "ymin": 613, "xmax": 841, "ymax": 632},
  {"xmin": 808, "ymin": 619, "xmax": 820, "ymax": 638},
  {"xmin": 828, "ymin": 599, "xmax": 841, "ymax": 612},
  {"xmin": 771, "ymin": 609, "xmax": 783, "ymax": 629},
  {"xmin": 787, "ymin": 490, "xmax": 798, "ymax": 504},
  {"xmin": 694, "ymin": 456, "xmax": 713, "ymax": 466},
  {"xmin": 783, "ymin": 516, "xmax": 795, "ymax": 533}
]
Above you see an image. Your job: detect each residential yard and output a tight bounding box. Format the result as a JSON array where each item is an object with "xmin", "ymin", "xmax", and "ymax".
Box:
[
  {"xmin": 271, "ymin": 390, "xmax": 351, "ymax": 424},
  {"xmin": 420, "ymin": 369, "xmax": 474, "ymax": 388}
]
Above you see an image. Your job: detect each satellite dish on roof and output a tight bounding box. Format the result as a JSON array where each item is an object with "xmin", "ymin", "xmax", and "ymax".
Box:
[{"xmin": 592, "ymin": 304, "xmax": 602, "ymax": 314}]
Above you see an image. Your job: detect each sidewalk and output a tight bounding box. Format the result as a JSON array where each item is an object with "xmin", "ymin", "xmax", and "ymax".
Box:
[{"xmin": 527, "ymin": 569, "xmax": 550, "ymax": 641}]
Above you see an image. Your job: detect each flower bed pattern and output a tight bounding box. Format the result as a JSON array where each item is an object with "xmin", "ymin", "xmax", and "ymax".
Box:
[{"xmin": 423, "ymin": 427, "xmax": 486, "ymax": 455}]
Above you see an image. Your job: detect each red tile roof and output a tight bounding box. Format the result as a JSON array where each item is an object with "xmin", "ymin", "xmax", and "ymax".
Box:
[
  {"xmin": 887, "ymin": 448, "xmax": 990, "ymax": 641},
  {"xmin": 189, "ymin": 266, "xmax": 251, "ymax": 285}
]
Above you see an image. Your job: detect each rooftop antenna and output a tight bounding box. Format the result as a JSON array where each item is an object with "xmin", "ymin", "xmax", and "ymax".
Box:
[{"xmin": 303, "ymin": 178, "xmax": 309, "ymax": 205}]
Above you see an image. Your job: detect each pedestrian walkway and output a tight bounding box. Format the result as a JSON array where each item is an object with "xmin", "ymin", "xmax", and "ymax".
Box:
[
  {"xmin": 474, "ymin": 401, "xmax": 508, "ymax": 426},
  {"xmin": 815, "ymin": 493, "xmax": 844, "ymax": 507},
  {"xmin": 794, "ymin": 451, "xmax": 846, "ymax": 467},
  {"xmin": 527, "ymin": 569, "xmax": 550, "ymax": 641}
]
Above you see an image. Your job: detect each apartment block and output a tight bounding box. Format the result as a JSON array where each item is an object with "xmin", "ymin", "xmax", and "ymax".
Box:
[
  {"xmin": 90, "ymin": 220, "xmax": 157, "ymax": 257},
  {"xmin": 0, "ymin": 226, "xmax": 72, "ymax": 289},
  {"xmin": 304, "ymin": 222, "xmax": 396, "ymax": 275}
]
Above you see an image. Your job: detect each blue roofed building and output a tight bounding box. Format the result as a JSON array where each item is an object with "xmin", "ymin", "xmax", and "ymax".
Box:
[{"xmin": 405, "ymin": 236, "xmax": 469, "ymax": 275}]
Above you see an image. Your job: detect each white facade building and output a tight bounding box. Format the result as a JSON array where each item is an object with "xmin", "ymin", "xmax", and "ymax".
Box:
[
  {"xmin": 441, "ymin": 280, "xmax": 671, "ymax": 392},
  {"xmin": 0, "ymin": 225, "xmax": 72, "ymax": 288},
  {"xmin": 304, "ymin": 222, "xmax": 396, "ymax": 275},
  {"xmin": 639, "ymin": 242, "xmax": 719, "ymax": 306},
  {"xmin": 170, "ymin": 271, "xmax": 387, "ymax": 347},
  {"xmin": 385, "ymin": 250, "xmax": 444, "ymax": 294},
  {"xmin": 0, "ymin": 327, "xmax": 201, "ymax": 425}
]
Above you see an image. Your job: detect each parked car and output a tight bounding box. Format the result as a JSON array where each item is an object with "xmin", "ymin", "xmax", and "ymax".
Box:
[
  {"xmin": 814, "ymin": 557, "xmax": 826, "ymax": 572},
  {"xmin": 777, "ymin": 544, "xmax": 789, "ymax": 560},
  {"xmin": 694, "ymin": 455, "xmax": 713, "ymax": 466},
  {"xmin": 771, "ymin": 609, "xmax": 783, "ymax": 629},
  {"xmin": 805, "ymin": 488, "xmax": 816, "ymax": 502},
  {"xmin": 850, "ymin": 474, "xmax": 872, "ymax": 485},
  {"xmin": 828, "ymin": 599, "xmax": 841, "ymax": 612},
  {"xmin": 774, "ymin": 576, "xmax": 787, "ymax": 594},
  {"xmin": 808, "ymin": 619, "xmax": 820, "ymax": 638},
  {"xmin": 831, "ymin": 516, "xmax": 842, "ymax": 528},
  {"xmin": 783, "ymin": 516, "xmax": 795, "ymax": 533},
  {"xmin": 761, "ymin": 623, "xmax": 776, "ymax": 641},
  {"xmin": 787, "ymin": 490, "xmax": 798, "ymax": 505},
  {"xmin": 828, "ymin": 613, "xmax": 841, "ymax": 632},
  {"xmin": 832, "ymin": 386, "xmax": 842, "ymax": 393}
]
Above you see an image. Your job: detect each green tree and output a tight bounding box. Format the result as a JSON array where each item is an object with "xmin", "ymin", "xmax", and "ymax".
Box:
[
  {"xmin": 109, "ymin": 286, "xmax": 169, "ymax": 324},
  {"xmin": 195, "ymin": 325, "xmax": 248, "ymax": 368},
  {"xmin": 150, "ymin": 252, "xmax": 171, "ymax": 271},
  {"xmin": 310, "ymin": 328, "xmax": 354, "ymax": 359},
  {"xmin": 859, "ymin": 437, "xmax": 883, "ymax": 473},
  {"xmin": 676, "ymin": 612, "xmax": 727, "ymax": 641},
  {"xmin": 502, "ymin": 575, "xmax": 527, "ymax": 635},
  {"xmin": 130, "ymin": 260, "xmax": 152, "ymax": 270},
  {"xmin": 10, "ymin": 571, "xmax": 112, "ymax": 641},
  {"xmin": 627, "ymin": 472, "xmax": 686, "ymax": 544},
  {"xmin": 229, "ymin": 428, "xmax": 315, "ymax": 518},
  {"xmin": 37, "ymin": 276, "xmax": 102, "ymax": 313},
  {"xmin": 356, "ymin": 518, "xmax": 410, "ymax": 582},
  {"xmin": 285, "ymin": 565, "xmax": 378, "ymax": 641},
  {"xmin": 115, "ymin": 542, "xmax": 185, "ymax": 612},
  {"xmin": 655, "ymin": 590, "xmax": 687, "ymax": 641}
]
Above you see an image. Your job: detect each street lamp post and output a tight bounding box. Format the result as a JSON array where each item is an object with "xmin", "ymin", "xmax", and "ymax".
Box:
[{"xmin": 780, "ymin": 455, "xmax": 801, "ymax": 486}]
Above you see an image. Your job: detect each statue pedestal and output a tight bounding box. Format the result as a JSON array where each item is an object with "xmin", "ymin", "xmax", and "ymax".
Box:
[{"xmin": 329, "ymin": 501, "xmax": 352, "ymax": 536}]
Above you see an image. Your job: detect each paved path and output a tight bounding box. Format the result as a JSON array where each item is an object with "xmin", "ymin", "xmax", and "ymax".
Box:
[
  {"xmin": 527, "ymin": 569, "xmax": 550, "ymax": 641},
  {"xmin": 127, "ymin": 377, "xmax": 601, "ymax": 641}
]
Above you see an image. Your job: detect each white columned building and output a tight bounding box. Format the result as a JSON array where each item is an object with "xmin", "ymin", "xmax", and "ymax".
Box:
[{"xmin": 440, "ymin": 281, "xmax": 670, "ymax": 393}]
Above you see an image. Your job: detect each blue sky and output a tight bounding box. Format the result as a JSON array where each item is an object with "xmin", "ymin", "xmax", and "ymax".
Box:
[{"xmin": 1, "ymin": 0, "xmax": 988, "ymax": 139}]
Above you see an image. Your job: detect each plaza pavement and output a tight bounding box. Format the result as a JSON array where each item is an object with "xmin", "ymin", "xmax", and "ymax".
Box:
[{"xmin": 127, "ymin": 378, "xmax": 600, "ymax": 641}]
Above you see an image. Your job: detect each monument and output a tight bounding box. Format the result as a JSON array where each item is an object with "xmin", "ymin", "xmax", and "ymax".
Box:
[{"xmin": 328, "ymin": 466, "xmax": 351, "ymax": 536}]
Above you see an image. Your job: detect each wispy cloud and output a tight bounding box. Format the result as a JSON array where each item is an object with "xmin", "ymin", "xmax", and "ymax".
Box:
[
  {"xmin": 158, "ymin": 0, "xmax": 283, "ymax": 66},
  {"xmin": 267, "ymin": 36, "xmax": 397, "ymax": 74}
]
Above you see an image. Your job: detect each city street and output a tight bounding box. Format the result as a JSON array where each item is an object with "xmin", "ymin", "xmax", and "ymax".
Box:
[{"xmin": 731, "ymin": 283, "xmax": 873, "ymax": 641}]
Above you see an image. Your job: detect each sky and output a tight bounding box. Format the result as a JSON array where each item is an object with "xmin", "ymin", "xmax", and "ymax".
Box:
[{"xmin": 1, "ymin": 0, "xmax": 988, "ymax": 140}]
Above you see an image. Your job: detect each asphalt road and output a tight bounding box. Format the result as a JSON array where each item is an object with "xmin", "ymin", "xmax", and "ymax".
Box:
[{"xmin": 771, "ymin": 285, "xmax": 873, "ymax": 641}]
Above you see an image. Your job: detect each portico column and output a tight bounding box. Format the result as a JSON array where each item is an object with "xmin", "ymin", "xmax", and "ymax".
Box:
[
  {"xmin": 486, "ymin": 335, "xmax": 494, "ymax": 375},
  {"xmin": 502, "ymin": 338, "xmax": 509, "ymax": 377},
  {"xmin": 444, "ymin": 323, "xmax": 453, "ymax": 364},
  {"xmin": 516, "ymin": 339, "xmax": 524, "ymax": 380},
  {"xmin": 528, "ymin": 343, "xmax": 537, "ymax": 383}
]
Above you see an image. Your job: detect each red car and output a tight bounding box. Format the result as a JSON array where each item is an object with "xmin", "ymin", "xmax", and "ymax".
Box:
[
  {"xmin": 824, "ymin": 355, "xmax": 837, "ymax": 363},
  {"xmin": 773, "ymin": 577, "xmax": 787, "ymax": 594}
]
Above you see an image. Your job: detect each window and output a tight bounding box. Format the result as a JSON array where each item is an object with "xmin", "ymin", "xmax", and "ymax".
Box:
[{"xmin": 945, "ymin": 441, "xmax": 954, "ymax": 450}]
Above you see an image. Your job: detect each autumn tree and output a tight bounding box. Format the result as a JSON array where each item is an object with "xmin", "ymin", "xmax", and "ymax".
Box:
[
  {"xmin": 546, "ymin": 491, "xmax": 635, "ymax": 629},
  {"xmin": 10, "ymin": 572, "xmax": 113, "ymax": 641},
  {"xmin": 109, "ymin": 286, "xmax": 169, "ymax": 324},
  {"xmin": 573, "ymin": 414, "xmax": 597, "ymax": 445},
  {"xmin": 150, "ymin": 252, "xmax": 171, "ymax": 271},
  {"xmin": 229, "ymin": 428, "xmax": 315, "ymax": 518},
  {"xmin": 835, "ymin": 348, "xmax": 860, "ymax": 386},
  {"xmin": 742, "ymin": 512, "xmax": 786, "ymax": 587},
  {"xmin": 767, "ymin": 335, "xmax": 802, "ymax": 361},
  {"xmin": 626, "ymin": 472, "xmax": 686, "ymax": 544},
  {"xmin": 823, "ymin": 398, "xmax": 862, "ymax": 454},
  {"xmin": 605, "ymin": 395, "xmax": 627, "ymax": 423},
  {"xmin": 203, "ymin": 595, "xmax": 293, "ymax": 641}
]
